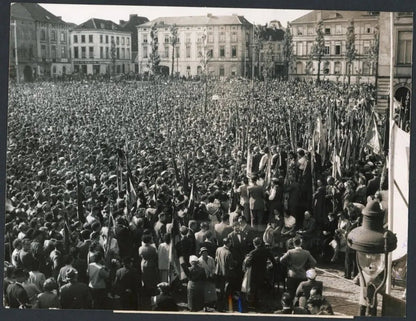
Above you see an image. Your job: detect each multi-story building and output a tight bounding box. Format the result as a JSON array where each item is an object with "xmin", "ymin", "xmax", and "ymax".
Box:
[
  {"xmin": 257, "ymin": 24, "xmax": 285, "ymax": 79},
  {"xmin": 9, "ymin": 3, "xmax": 72, "ymax": 81},
  {"xmin": 137, "ymin": 14, "xmax": 253, "ymax": 77},
  {"xmin": 376, "ymin": 12, "xmax": 413, "ymax": 115},
  {"xmin": 289, "ymin": 10, "xmax": 379, "ymax": 83},
  {"xmin": 118, "ymin": 14, "xmax": 149, "ymax": 73},
  {"xmin": 71, "ymin": 18, "xmax": 132, "ymax": 75}
]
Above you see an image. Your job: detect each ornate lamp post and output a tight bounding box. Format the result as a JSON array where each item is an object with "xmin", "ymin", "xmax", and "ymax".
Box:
[{"xmin": 347, "ymin": 200, "xmax": 397, "ymax": 316}]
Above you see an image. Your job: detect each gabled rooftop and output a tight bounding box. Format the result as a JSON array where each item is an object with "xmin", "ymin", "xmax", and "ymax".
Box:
[{"xmin": 11, "ymin": 3, "xmax": 67, "ymax": 24}]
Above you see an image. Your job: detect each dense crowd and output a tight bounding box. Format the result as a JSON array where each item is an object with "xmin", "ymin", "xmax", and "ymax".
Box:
[{"xmin": 4, "ymin": 76, "xmax": 387, "ymax": 314}]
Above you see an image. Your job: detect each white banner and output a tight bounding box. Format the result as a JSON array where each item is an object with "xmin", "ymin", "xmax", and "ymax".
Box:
[{"xmin": 391, "ymin": 124, "xmax": 410, "ymax": 260}]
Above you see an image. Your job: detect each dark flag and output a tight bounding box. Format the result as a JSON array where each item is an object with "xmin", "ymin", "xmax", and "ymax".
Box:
[{"xmin": 76, "ymin": 172, "xmax": 85, "ymax": 223}]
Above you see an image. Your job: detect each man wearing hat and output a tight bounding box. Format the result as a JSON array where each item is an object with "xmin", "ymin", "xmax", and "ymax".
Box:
[
  {"xmin": 5, "ymin": 268, "xmax": 30, "ymax": 308},
  {"xmin": 247, "ymin": 175, "xmax": 266, "ymax": 231},
  {"xmin": 295, "ymin": 268, "xmax": 323, "ymax": 308},
  {"xmin": 60, "ymin": 267, "xmax": 92, "ymax": 309},
  {"xmin": 215, "ymin": 237, "xmax": 235, "ymax": 311},
  {"xmin": 114, "ymin": 257, "xmax": 140, "ymax": 310}
]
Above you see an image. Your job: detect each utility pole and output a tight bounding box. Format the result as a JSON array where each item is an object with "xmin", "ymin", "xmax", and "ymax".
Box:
[{"xmin": 11, "ymin": 20, "xmax": 19, "ymax": 83}]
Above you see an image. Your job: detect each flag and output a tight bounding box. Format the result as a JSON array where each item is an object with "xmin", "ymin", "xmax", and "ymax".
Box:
[
  {"xmin": 63, "ymin": 212, "xmax": 71, "ymax": 254},
  {"xmin": 365, "ymin": 113, "xmax": 382, "ymax": 155},
  {"xmin": 246, "ymin": 138, "xmax": 252, "ymax": 178},
  {"xmin": 187, "ymin": 181, "xmax": 195, "ymax": 219},
  {"xmin": 76, "ymin": 172, "xmax": 85, "ymax": 223},
  {"xmin": 126, "ymin": 165, "xmax": 137, "ymax": 217}
]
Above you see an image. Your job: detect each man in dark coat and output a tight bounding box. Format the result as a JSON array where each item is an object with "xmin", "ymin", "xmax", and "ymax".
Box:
[
  {"xmin": 5, "ymin": 268, "xmax": 30, "ymax": 308},
  {"xmin": 113, "ymin": 257, "xmax": 140, "ymax": 310},
  {"xmin": 280, "ymin": 237, "xmax": 317, "ymax": 300},
  {"xmin": 295, "ymin": 268, "xmax": 323, "ymax": 308},
  {"xmin": 247, "ymin": 175, "xmax": 266, "ymax": 230},
  {"xmin": 215, "ymin": 238, "xmax": 235, "ymax": 311},
  {"xmin": 366, "ymin": 169, "xmax": 381, "ymax": 198},
  {"xmin": 60, "ymin": 268, "xmax": 93, "ymax": 309},
  {"xmin": 243, "ymin": 237, "xmax": 276, "ymax": 309}
]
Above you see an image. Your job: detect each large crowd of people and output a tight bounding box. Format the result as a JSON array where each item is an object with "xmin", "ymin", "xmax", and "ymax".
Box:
[{"xmin": 4, "ymin": 75, "xmax": 388, "ymax": 314}]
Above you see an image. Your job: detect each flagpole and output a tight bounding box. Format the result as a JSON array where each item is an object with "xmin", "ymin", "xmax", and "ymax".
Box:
[{"xmin": 386, "ymin": 11, "xmax": 395, "ymax": 295}]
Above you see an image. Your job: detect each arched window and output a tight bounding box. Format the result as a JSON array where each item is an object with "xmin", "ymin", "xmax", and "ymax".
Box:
[{"xmin": 296, "ymin": 62, "xmax": 303, "ymax": 74}]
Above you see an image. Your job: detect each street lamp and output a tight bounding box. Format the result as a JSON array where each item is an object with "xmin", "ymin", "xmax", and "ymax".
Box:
[{"xmin": 347, "ymin": 200, "xmax": 397, "ymax": 316}]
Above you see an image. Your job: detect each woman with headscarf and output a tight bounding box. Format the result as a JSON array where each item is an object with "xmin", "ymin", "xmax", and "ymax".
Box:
[{"xmin": 182, "ymin": 255, "xmax": 206, "ymax": 312}]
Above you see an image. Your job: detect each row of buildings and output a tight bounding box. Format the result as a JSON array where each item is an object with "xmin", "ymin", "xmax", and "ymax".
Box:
[{"xmin": 9, "ymin": 3, "xmax": 412, "ymax": 110}]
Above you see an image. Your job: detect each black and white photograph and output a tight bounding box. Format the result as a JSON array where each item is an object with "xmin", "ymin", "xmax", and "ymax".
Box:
[{"xmin": 3, "ymin": 2, "xmax": 412, "ymax": 318}]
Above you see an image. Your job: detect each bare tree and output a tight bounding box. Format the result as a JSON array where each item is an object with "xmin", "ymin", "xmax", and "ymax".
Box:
[
  {"xmin": 345, "ymin": 20, "xmax": 356, "ymax": 85},
  {"xmin": 310, "ymin": 20, "xmax": 325, "ymax": 83},
  {"xmin": 149, "ymin": 23, "xmax": 160, "ymax": 75},
  {"xmin": 170, "ymin": 24, "xmax": 178, "ymax": 77},
  {"xmin": 282, "ymin": 23, "xmax": 294, "ymax": 80}
]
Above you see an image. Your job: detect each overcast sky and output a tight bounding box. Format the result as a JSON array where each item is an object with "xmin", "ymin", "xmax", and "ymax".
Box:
[{"xmin": 39, "ymin": 3, "xmax": 311, "ymax": 27}]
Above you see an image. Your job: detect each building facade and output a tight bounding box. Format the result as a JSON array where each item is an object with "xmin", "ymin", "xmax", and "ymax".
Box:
[
  {"xmin": 376, "ymin": 12, "xmax": 413, "ymax": 115},
  {"xmin": 137, "ymin": 14, "xmax": 253, "ymax": 77},
  {"xmin": 257, "ymin": 24, "xmax": 285, "ymax": 79},
  {"xmin": 10, "ymin": 3, "xmax": 72, "ymax": 81},
  {"xmin": 289, "ymin": 10, "xmax": 379, "ymax": 83},
  {"xmin": 119, "ymin": 14, "xmax": 149, "ymax": 73},
  {"xmin": 71, "ymin": 18, "xmax": 132, "ymax": 75}
]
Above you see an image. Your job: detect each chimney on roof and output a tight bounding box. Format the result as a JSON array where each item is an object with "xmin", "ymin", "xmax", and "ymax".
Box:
[
  {"xmin": 207, "ymin": 13, "xmax": 212, "ymax": 18},
  {"xmin": 120, "ymin": 20, "xmax": 126, "ymax": 25},
  {"xmin": 130, "ymin": 14, "xmax": 138, "ymax": 20},
  {"xmin": 316, "ymin": 10, "xmax": 322, "ymax": 22}
]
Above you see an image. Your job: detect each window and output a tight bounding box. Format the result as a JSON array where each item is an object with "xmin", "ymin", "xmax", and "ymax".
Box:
[
  {"xmin": 297, "ymin": 42, "xmax": 303, "ymax": 56},
  {"xmin": 106, "ymin": 35, "xmax": 109, "ymax": 44},
  {"xmin": 41, "ymin": 45, "xmax": 46, "ymax": 58},
  {"xmin": 106, "ymin": 47, "xmax": 109, "ymax": 59},
  {"xmin": 231, "ymin": 32, "xmax": 237, "ymax": 42},
  {"xmin": 143, "ymin": 34, "xmax": 148, "ymax": 43},
  {"xmin": 121, "ymin": 37, "xmax": 125, "ymax": 45},
  {"xmin": 324, "ymin": 45, "xmax": 330, "ymax": 55},
  {"xmin": 219, "ymin": 65, "xmax": 225, "ymax": 76},
  {"xmin": 51, "ymin": 45, "xmax": 56, "ymax": 58},
  {"xmin": 100, "ymin": 47, "xmax": 103, "ymax": 59},
  {"xmin": 89, "ymin": 46, "xmax": 94, "ymax": 58},
  {"xmin": 116, "ymin": 48, "xmax": 120, "ymax": 59},
  {"xmin": 307, "ymin": 42, "xmax": 313, "ymax": 55},
  {"xmin": 363, "ymin": 41, "xmax": 370, "ymax": 54},
  {"xmin": 81, "ymin": 35, "xmax": 85, "ymax": 43},
  {"xmin": 219, "ymin": 32, "xmax": 225, "ymax": 42},
  {"xmin": 74, "ymin": 47, "xmax": 79, "ymax": 58},
  {"xmin": 121, "ymin": 48, "xmax": 125, "ymax": 59},
  {"xmin": 176, "ymin": 46, "xmax": 180, "ymax": 58},
  {"xmin": 81, "ymin": 46, "xmax": 86, "ymax": 58},
  {"xmin": 296, "ymin": 62, "xmax": 303, "ymax": 74},
  {"xmin": 50, "ymin": 30, "xmax": 56, "ymax": 41},
  {"xmin": 164, "ymin": 35, "xmax": 169, "ymax": 43},
  {"xmin": 116, "ymin": 36, "xmax": 119, "ymax": 45},
  {"xmin": 219, "ymin": 46, "xmax": 225, "ymax": 57},
  {"xmin": 60, "ymin": 32, "xmax": 65, "ymax": 42},
  {"xmin": 208, "ymin": 33, "xmax": 213, "ymax": 43},
  {"xmin": 324, "ymin": 62, "xmax": 330, "ymax": 74},
  {"xmin": 208, "ymin": 48, "xmax": 213, "ymax": 58},
  {"xmin": 297, "ymin": 26, "xmax": 303, "ymax": 35},
  {"xmin": 308, "ymin": 26, "xmax": 314, "ymax": 35},
  {"xmin": 73, "ymin": 35, "xmax": 78, "ymax": 43},
  {"xmin": 111, "ymin": 36, "xmax": 114, "ymax": 43},
  {"xmin": 365, "ymin": 24, "xmax": 372, "ymax": 34},
  {"xmin": 186, "ymin": 46, "xmax": 191, "ymax": 58},
  {"xmin": 231, "ymin": 66, "xmax": 237, "ymax": 76},
  {"xmin": 127, "ymin": 37, "xmax": 129, "ymax": 45},
  {"xmin": 185, "ymin": 34, "xmax": 191, "ymax": 44},
  {"xmin": 334, "ymin": 61, "xmax": 341, "ymax": 74},
  {"xmin": 143, "ymin": 46, "xmax": 148, "ymax": 58},
  {"xmin": 61, "ymin": 46, "xmax": 66, "ymax": 58},
  {"xmin": 336, "ymin": 25, "xmax": 342, "ymax": 34},
  {"xmin": 335, "ymin": 44, "xmax": 341, "ymax": 55},
  {"xmin": 363, "ymin": 62, "xmax": 371, "ymax": 75},
  {"xmin": 126, "ymin": 48, "xmax": 130, "ymax": 58},
  {"xmin": 398, "ymin": 31, "xmax": 412, "ymax": 64},
  {"xmin": 100, "ymin": 35, "xmax": 103, "ymax": 43},
  {"xmin": 89, "ymin": 35, "xmax": 93, "ymax": 43},
  {"xmin": 41, "ymin": 29, "xmax": 46, "ymax": 40},
  {"xmin": 324, "ymin": 28, "xmax": 331, "ymax": 35},
  {"xmin": 52, "ymin": 66, "xmax": 56, "ymax": 74},
  {"xmin": 232, "ymin": 45, "xmax": 237, "ymax": 58}
]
